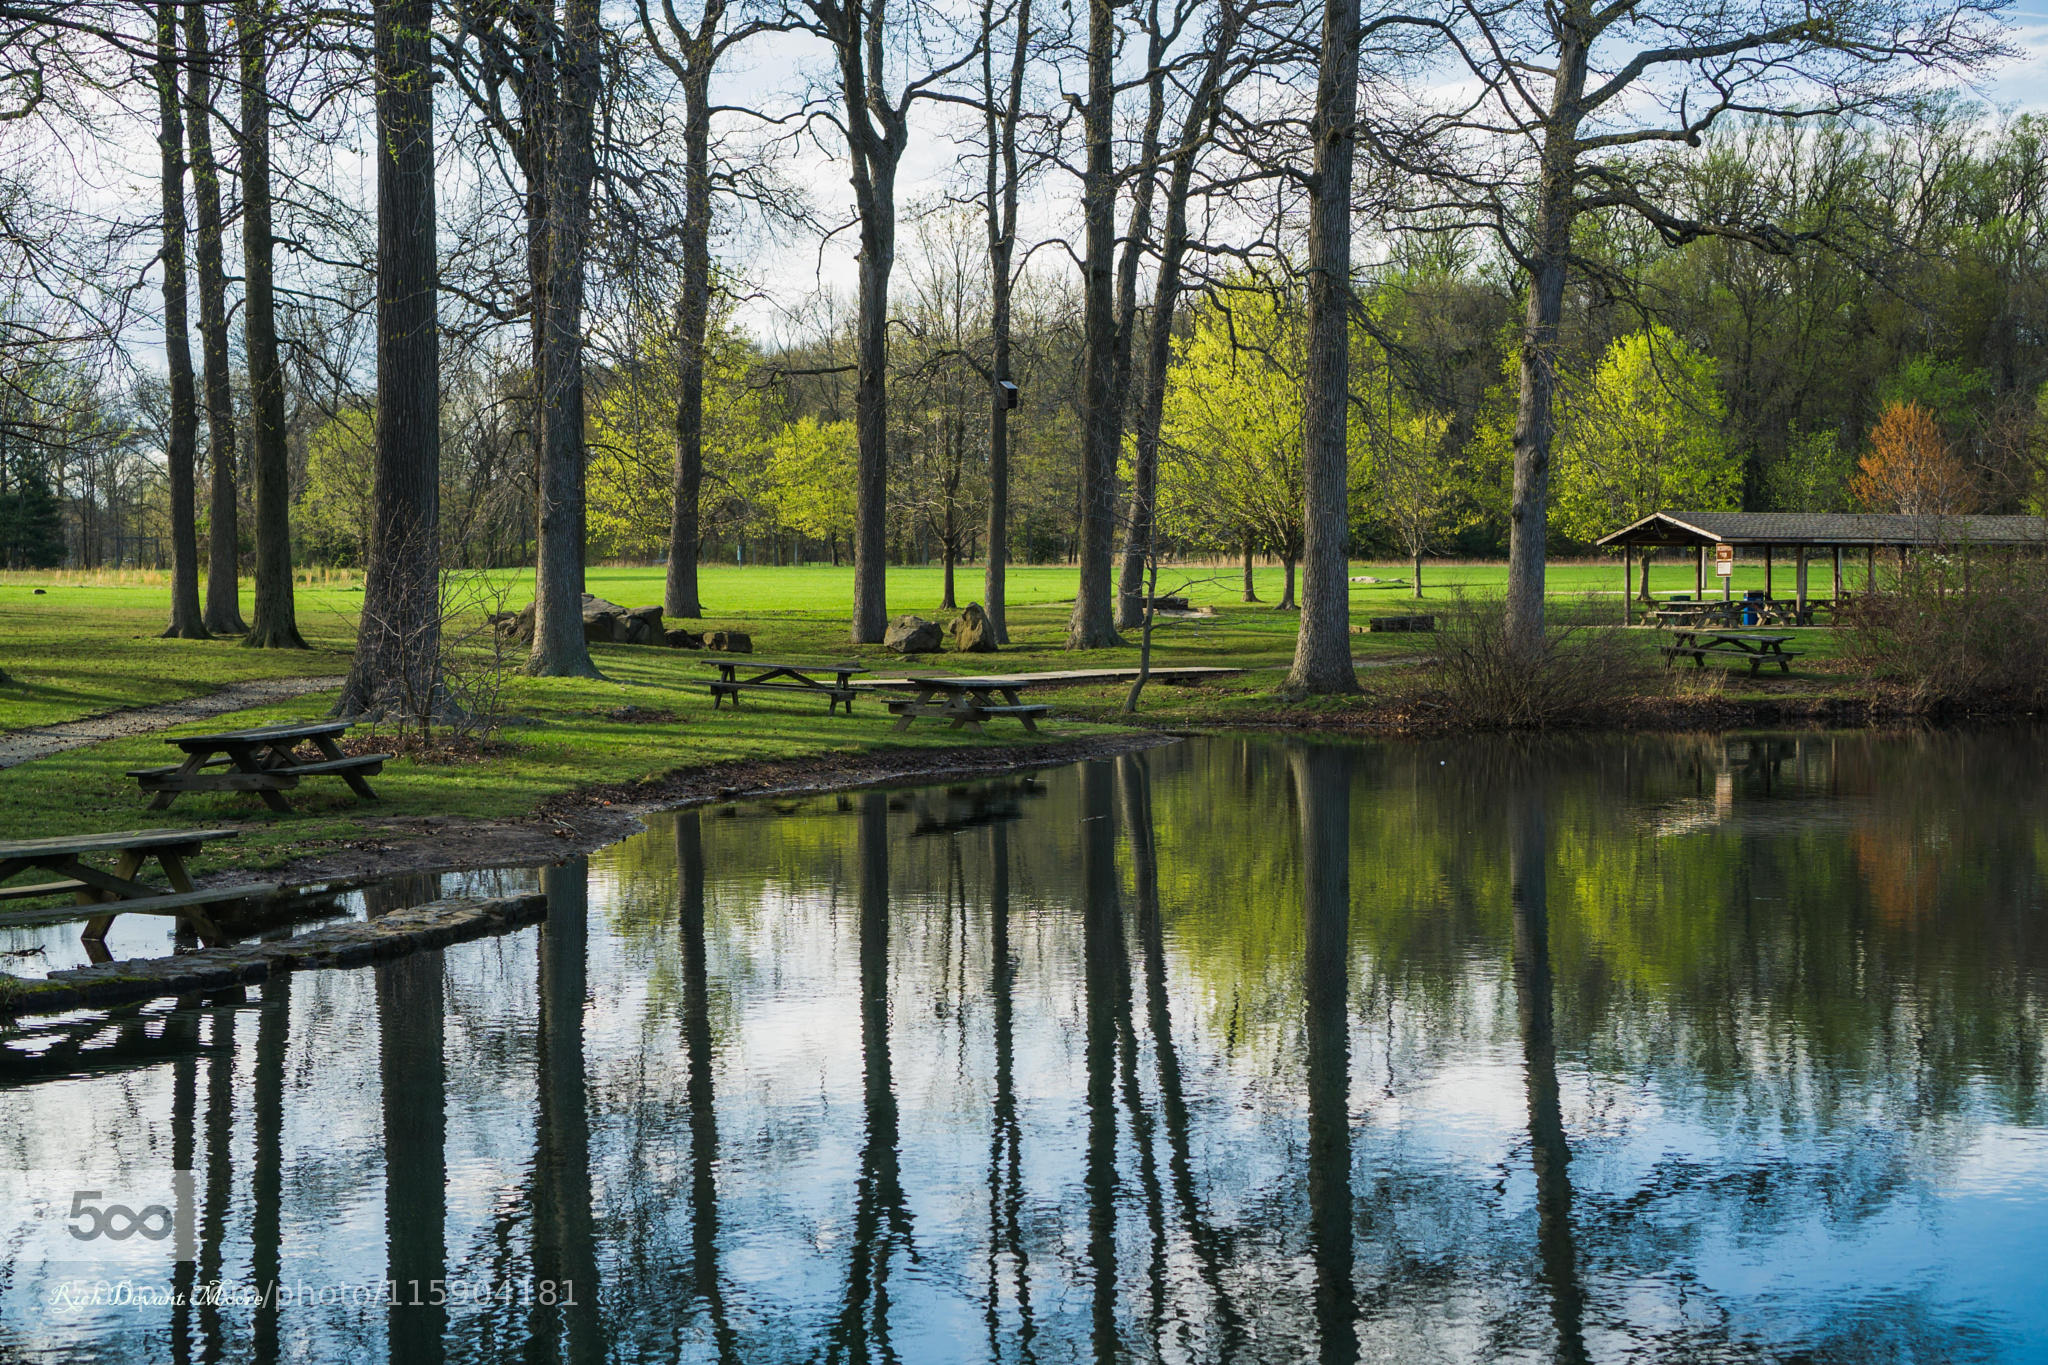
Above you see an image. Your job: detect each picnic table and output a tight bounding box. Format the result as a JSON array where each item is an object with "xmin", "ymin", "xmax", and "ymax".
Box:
[
  {"xmin": 877, "ymin": 675, "xmax": 1051, "ymax": 735},
  {"xmin": 0, "ymin": 828, "xmax": 278, "ymax": 963},
  {"xmin": 702, "ymin": 658, "xmax": 869, "ymax": 714},
  {"xmin": 1650, "ymin": 597, "xmax": 1835, "ymax": 629},
  {"xmin": 1662, "ymin": 629, "xmax": 1803, "ymax": 675},
  {"xmin": 127, "ymin": 720, "xmax": 389, "ymax": 814}
]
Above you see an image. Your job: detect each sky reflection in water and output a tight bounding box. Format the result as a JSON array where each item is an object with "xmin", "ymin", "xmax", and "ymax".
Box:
[{"xmin": 2, "ymin": 730, "xmax": 2046, "ymax": 1363}]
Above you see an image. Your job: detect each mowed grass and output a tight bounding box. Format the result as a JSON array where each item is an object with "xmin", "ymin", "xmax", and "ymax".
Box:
[
  {"xmin": 0, "ymin": 556, "xmax": 1856, "ymax": 876},
  {"xmin": 0, "ymin": 554, "xmax": 1819, "ymax": 728}
]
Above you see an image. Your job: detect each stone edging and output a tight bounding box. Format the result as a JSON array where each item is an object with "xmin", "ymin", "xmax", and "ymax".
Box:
[{"xmin": 0, "ymin": 893, "xmax": 547, "ymax": 1020}]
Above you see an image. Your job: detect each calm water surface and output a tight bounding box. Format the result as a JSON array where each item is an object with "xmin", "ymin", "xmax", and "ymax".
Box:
[{"xmin": 2, "ymin": 731, "xmax": 2046, "ymax": 1363}]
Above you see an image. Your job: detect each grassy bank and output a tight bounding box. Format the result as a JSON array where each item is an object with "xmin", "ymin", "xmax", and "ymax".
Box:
[{"xmin": 0, "ymin": 560, "xmax": 1862, "ymax": 883}]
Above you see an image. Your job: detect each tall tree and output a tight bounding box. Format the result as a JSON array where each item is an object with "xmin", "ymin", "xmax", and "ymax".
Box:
[
  {"xmin": 155, "ymin": 0, "xmax": 207, "ymax": 640},
  {"xmin": 797, "ymin": 0, "xmax": 963, "ymax": 643},
  {"xmin": 339, "ymin": 0, "xmax": 444, "ymax": 719},
  {"xmin": 638, "ymin": 0, "xmax": 758, "ymax": 620},
  {"xmin": 527, "ymin": 0, "xmax": 602, "ymax": 676},
  {"xmin": 979, "ymin": 0, "xmax": 1031, "ymax": 644},
  {"xmin": 1285, "ymin": 0, "xmax": 1359, "ymax": 692},
  {"xmin": 1067, "ymin": 0, "xmax": 1123, "ymax": 648},
  {"xmin": 185, "ymin": 0, "xmax": 244, "ymax": 634},
  {"xmin": 237, "ymin": 0, "xmax": 304, "ymax": 649},
  {"xmin": 1402, "ymin": 0, "xmax": 2008, "ymax": 650},
  {"xmin": 1115, "ymin": 0, "xmax": 1253, "ymax": 632}
]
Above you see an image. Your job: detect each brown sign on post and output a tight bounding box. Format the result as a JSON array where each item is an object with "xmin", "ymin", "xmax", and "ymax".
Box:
[{"xmin": 1714, "ymin": 544, "xmax": 1735, "ymax": 577}]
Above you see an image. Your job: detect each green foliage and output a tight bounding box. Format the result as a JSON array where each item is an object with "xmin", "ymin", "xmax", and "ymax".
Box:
[
  {"xmin": 1158, "ymin": 285, "xmax": 1358, "ymax": 561},
  {"xmin": 587, "ymin": 313, "xmax": 771, "ymax": 559},
  {"xmin": 1552, "ymin": 328, "xmax": 1738, "ymax": 541},
  {"xmin": 1766, "ymin": 426, "xmax": 1855, "ymax": 512},
  {"xmin": 297, "ymin": 406, "xmax": 376, "ymax": 565},
  {"xmin": 754, "ymin": 416, "xmax": 857, "ymax": 547},
  {"xmin": 0, "ymin": 460, "xmax": 64, "ymax": 568},
  {"xmin": 1877, "ymin": 354, "xmax": 1991, "ymax": 433}
]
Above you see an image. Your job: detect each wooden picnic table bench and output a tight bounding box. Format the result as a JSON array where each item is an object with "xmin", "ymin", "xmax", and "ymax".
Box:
[
  {"xmin": 0, "ymin": 828, "xmax": 278, "ymax": 963},
  {"xmin": 874, "ymin": 675, "xmax": 1051, "ymax": 735},
  {"xmin": 1662, "ymin": 629, "xmax": 1803, "ymax": 675},
  {"xmin": 701, "ymin": 658, "xmax": 870, "ymax": 714},
  {"xmin": 127, "ymin": 720, "xmax": 389, "ymax": 813}
]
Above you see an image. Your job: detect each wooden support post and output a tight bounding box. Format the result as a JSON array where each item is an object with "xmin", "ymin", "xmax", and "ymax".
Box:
[
  {"xmin": 1623, "ymin": 544, "xmax": 1633, "ymax": 625},
  {"xmin": 1696, "ymin": 545, "xmax": 1706, "ymax": 597},
  {"xmin": 1867, "ymin": 544, "xmax": 1876, "ymax": 592},
  {"xmin": 1764, "ymin": 545, "xmax": 1773, "ymax": 600},
  {"xmin": 1796, "ymin": 547, "xmax": 1809, "ymax": 613},
  {"xmin": 1833, "ymin": 546, "xmax": 1843, "ymax": 603}
]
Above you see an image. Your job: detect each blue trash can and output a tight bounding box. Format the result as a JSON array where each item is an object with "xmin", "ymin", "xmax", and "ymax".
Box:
[{"xmin": 1742, "ymin": 590, "xmax": 1766, "ymax": 626}]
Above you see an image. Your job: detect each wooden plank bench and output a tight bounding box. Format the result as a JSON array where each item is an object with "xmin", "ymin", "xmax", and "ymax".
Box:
[
  {"xmin": 131, "ymin": 720, "xmax": 389, "ymax": 813},
  {"xmin": 701, "ymin": 659, "xmax": 869, "ymax": 714},
  {"xmin": 0, "ymin": 828, "xmax": 274, "ymax": 962}
]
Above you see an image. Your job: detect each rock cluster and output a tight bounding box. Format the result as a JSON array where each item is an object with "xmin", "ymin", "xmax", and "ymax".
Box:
[
  {"xmin": 492, "ymin": 595, "xmax": 751, "ymax": 650},
  {"xmin": 885, "ymin": 604, "xmax": 1004, "ymax": 653}
]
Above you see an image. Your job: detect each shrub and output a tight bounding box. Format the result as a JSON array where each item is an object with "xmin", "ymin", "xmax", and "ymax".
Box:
[
  {"xmin": 1841, "ymin": 550, "xmax": 2048, "ymax": 712},
  {"xmin": 1421, "ymin": 592, "xmax": 1648, "ymax": 729}
]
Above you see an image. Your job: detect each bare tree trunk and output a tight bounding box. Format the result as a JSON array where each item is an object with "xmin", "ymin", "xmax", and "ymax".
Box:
[
  {"xmin": 1242, "ymin": 538, "xmax": 1259, "ymax": 601},
  {"xmin": 238, "ymin": 0, "xmax": 303, "ymax": 650},
  {"xmin": 1116, "ymin": 3, "xmax": 1244, "ymax": 633},
  {"xmin": 1505, "ymin": 47, "xmax": 1587, "ymax": 655},
  {"xmin": 187, "ymin": 0, "xmax": 243, "ymax": 635},
  {"xmin": 528, "ymin": 0, "xmax": 601, "ymax": 677},
  {"xmin": 1412, "ymin": 550, "xmax": 1423, "ymax": 598},
  {"xmin": 340, "ymin": 0, "xmax": 443, "ymax": 723},
  {"xmin": 850, "ymin": 173, "xmax": 896, "ymax": 644},
  {"xmin": 664, "ymin": 61, "xmax": 712, "ymax": 619},
  {"xmin": 1067, "ymin": 0, "xmax": 1122, "ymax": 649},
  {"xmin": 1285, "ymin": 0, "xmax": 1359, "ymax": 693},
  {"xmin": 156, "ymin": 0, "xmax": 207, "ymax": 641},
  {"xmin": 980, "ymin": 0, "xmax": 1029, "ymax": 646},
  {"xmin": 1278, "ymin": 555, "xmax": 1298, "ymax": 610}
]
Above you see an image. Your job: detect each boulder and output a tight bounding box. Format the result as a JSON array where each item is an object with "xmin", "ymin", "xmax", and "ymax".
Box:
[
  {"xmin": 950, "ymin": 602, "xmax": 998, "ymax": 653},
  {"xmin": 623, "ymin": 605, "xmax": 665, "ymax": 645},
  {"xmin": 885, "ymin": 615, "xmax": 943, "ymax": 654},
  {"xmin": 706, "ymin": 631, "xmax": 753, "ymax": 653},
  {"xmin": 665, "ymin": 628, "xmax": 704, "ymax": 649},
  {"xmin": 500, "ymin": 603, "xmax": 538, "ymax": 645},
  {"xmin": 1142, "ymin": 594, "xmax": 1191, "ymax": 613},
  {"xmin": 584, "ymin": 612, "xmax": 618, "ymax": 645}
]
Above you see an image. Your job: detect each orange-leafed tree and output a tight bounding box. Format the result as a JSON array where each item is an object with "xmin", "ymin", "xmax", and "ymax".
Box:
[{"xmin": 1852, "ymin": 401, "xmax": 1979, "ymax": 516}]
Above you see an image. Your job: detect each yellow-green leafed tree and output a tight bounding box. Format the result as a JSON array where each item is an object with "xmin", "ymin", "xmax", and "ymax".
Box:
[
  {"xmin": 588, "ymin": 318, "xmax": 768, "ymax": 561},
  {"xmin": 754, "ymin": 416, "xmax": 858, "ymax": 563},
  {"xmin": 297, "ymin": 405, "xmax": 376, "ymax": 565},
  {"xmin": 1553, "ymin": 327, "xmax": 1737, "ymax": 545},
  {"xmin": 1159, "ymin": 288, "xmax": 1339, "ymax": 608}
]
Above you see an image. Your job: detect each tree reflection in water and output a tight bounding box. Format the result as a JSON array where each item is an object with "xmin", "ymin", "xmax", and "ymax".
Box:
[
  {"xmin": 6, "ymin": 732, "xmax": 2048, "ymax": 1363},
  {"xmin": 677, "ymin": 811, "xmax": 741, "ymax": 1364},
  {"xmin": 829, "ymin": 791, "xmax": 916, "ymax": 1365},
  {"xmin": 1293, "ymin": 744, "xmax": 1358, "ymax": 1365}
]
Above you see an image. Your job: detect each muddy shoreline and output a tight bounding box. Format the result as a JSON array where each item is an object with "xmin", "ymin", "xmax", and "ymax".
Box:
[{"xmin": 234, "ymin": 689, "xmax": 2035, "ymax": 894}]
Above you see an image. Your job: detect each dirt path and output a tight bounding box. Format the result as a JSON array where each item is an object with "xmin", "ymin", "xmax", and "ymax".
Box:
[{"xmin": 0, "ymin": 675, "xmax": 345, "ymax": 770}]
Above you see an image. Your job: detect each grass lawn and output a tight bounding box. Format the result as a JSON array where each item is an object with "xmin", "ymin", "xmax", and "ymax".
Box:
[{"xmin": 0, "ymin": 557, "xmax": 1857, "ymax": 880}]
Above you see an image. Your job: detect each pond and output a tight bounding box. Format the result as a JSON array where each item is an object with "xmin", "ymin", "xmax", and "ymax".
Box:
[{"xmin": 2, "ymin": 730, "xmax": 2046, "ymax": 1363}]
